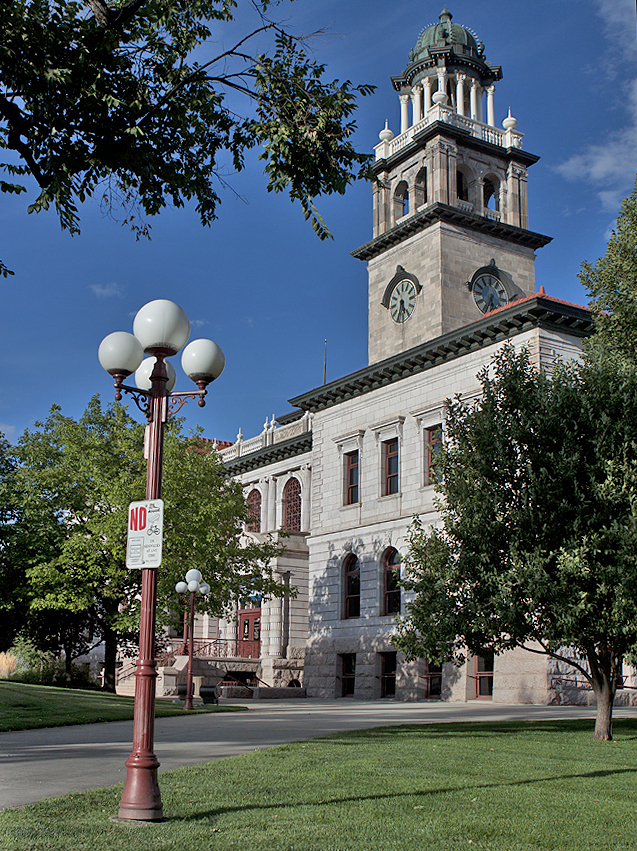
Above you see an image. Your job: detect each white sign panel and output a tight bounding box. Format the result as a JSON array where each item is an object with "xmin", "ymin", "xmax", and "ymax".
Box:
[{"xmin": 126, "ymin": 499, "xmax": 164, "ymax": 569}]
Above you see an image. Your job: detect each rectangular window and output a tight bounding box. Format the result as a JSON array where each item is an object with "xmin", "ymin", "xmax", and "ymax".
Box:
[
  {"xmin": 380, "ymin": 652, "xmax": 397, "ymax": 698},
  {"xmin": 345, "ymin": 450, "xmax": 359, "ymax": 505},
  {"xmin": 344, "ymin": 556, "xmax": 360, "ymax": 619},
  {"xmin": 424, "ymin": 662, "xmax": 442, "ymax": 698},
  {"xmin": 341, "ymin": 653, "xmax": 356, "ymax": 697},
  {"xmin": 424, "ymin": 425, "xmax": 442, "ymax": 486},
  {"xmin": 384, "ymin": 565, "xmax": 401, "ymax": 615},
  {"xmin": 473, "ymin": 652, "xmax": 494, "ymax": 699},
  {"xmin": 383, "ymin": 438, "xmax": 399, "ymax": 496}
]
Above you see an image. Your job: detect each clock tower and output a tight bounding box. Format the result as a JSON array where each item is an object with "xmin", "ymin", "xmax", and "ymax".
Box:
[{"xmin": 352, "ymin": 8, "xmax": 552, "ymax": 365}]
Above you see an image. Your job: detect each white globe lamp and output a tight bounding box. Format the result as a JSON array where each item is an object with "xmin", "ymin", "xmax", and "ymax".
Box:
[
  {"xmin": 98, "ymin": 332, "xmax": 144, "ymax": 377},
  {"xmin": 181, "ymin": 339, "xmax": 225, "ymax": 385},
  {"xmin": 135, "ymin": 357, "xmax": 177, "ymax": 392},
  {"xmin": 133, "ymin": 299, "xmax": 191, "ymax": 356}
]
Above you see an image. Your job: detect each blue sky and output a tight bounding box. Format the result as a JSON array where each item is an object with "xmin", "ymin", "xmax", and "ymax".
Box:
[{"xmin": 1, "ymin": 0, "xmax": 636, "ymax": 445}]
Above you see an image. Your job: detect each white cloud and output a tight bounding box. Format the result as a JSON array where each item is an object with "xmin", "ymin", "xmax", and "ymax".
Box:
[
  {"xmin": 556, "ymin": 2, "xmax": 637, "ymax": 208},
  {"xmin": 191, "ymin": 318, "xmax": 207, "ymax": 328},
  {"xmin": 557, "ymin": 78, "xmax": 637, "ymax": 210},
  {"xmin": 0, "ymin": 423, "xmax": 16, "ymax": 438},
  {"xmin": 592, "ymin": 0, "xmax": 637, "ymax": 62},
  {"xmin": 90, "ymin": 282, "xmax": 123, "ymax": 298}
]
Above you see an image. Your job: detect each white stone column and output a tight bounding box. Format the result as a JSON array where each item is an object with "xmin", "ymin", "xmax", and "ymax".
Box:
[
  {"xmin": 456, "ymin": 74, "xmax": 466, "ymax": 116},
  {"xmin": 263, "ymin": 597, "xmax": 281, "ymax": 658},
  {"xmin": 423, "ymin": 77, "xmax": 432, "ymax": 112},
  {"xmin": 275, "ymin": 477, "xmax": 286, "ymax": 530},
  {"xmin": 258, "ymin": 478, "xmax": 267, "ymax": 533},
  {"xmin": 300, "ymin": 464, "xmax": 311, "ymax": 532},
  {"xmin": 412, "ymin": 84, "xmax": 423, "ymax": 124},
  {"xmin": 470, "ymin": 79, "xmax": 479, "ymax": 120},
  {"xmin": 400, "ymin": 94, "xmax": 410, "ymax": 134},
  {"xmin": 436, "ymin": 68, "xmax": 447, "ymax": 104},
  {"xmin": 267, "ymin": 476, "xmax": 277, "ymax": 531},
  {"xmin": 486, "ymin": 85, "xmax": 495, "ymax": 126}
]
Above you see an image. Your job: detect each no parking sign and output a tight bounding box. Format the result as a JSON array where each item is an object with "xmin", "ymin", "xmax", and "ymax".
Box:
[{"xmin": 126, "ymin": 499, "xmax": 164, "ymax": 568}]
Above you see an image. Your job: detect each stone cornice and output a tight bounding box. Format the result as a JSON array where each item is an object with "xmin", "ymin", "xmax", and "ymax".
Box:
[
  {"xmin": 223, "ymin": 433, "xmax": 312, "ymax": 476},
  {"xmin": 372, "ymin": 120, "xmax": 540, "ymax": 174},
  {"xmin": 288, "ymin": 296, "xmax": 593, "ymax": 414},
  {"xmin": 392, "ymin": 54, "xmax": 502, "ymax": 91},
  {"xmin": 351, "ymin": 202, "xmax": 552, "ymax": 261}
]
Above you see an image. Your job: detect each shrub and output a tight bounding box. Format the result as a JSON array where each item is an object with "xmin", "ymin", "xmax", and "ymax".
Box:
[{"xmin": 0, "ymin": 652, "xmax": 17, "ymax": 678}]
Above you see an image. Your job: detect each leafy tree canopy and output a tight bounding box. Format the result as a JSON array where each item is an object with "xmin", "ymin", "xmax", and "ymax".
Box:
[
  {"xmin": 0, "ymin": 0, "xmax": 375, "ymax": 274},
  {"xmin": 580, "ymin": 175, "xmax": 637, "ymax": 363},
  {"xmin": 395, "ymin": 345, "xmax": 637, "ymax": 740},
  {"xmin": 9, "ymin": 397, "xmax": 286, "ymax": 689}
]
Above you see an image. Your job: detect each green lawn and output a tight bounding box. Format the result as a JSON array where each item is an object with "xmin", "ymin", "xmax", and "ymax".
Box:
[
  {"xmin": 0, "ymin": 681, "xmax": 245, "ymax": 731},
  {"xmin": 2, "ymin": 718, "xmax": 636, "ymax": 850}
]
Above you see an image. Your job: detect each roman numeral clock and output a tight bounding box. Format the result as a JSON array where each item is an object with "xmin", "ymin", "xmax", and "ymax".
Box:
[
  {"xmin": 466, "ymin": 260, "xmax": 523, "ymax": 314},
  {"xmin": 381, "ymin": 266, "xmax": 422, "ymax": 324}
]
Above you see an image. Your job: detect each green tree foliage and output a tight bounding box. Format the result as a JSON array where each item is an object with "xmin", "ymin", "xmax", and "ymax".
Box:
[
  {"xmin": 9, "ymin": 397, "xmax": 285, "ymax": 690},
  {"xmin": 580, "ymin": 176, "xmax": 637, "ymax": 363},
  {"xmin": 0, "ymin": 432, "xmax": 27, "ymax": 646},
  {"xmin": 395, "ymin": 346, "xmax": 637, "ymax": 740},
  {"xmin": 0, "ymin": 0, "xmax": 374, "ymax": 245}
]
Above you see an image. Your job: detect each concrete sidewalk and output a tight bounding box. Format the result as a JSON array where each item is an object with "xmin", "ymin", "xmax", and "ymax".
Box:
[{"xmin": 3, "ymin": 699, "xmax": 636, "ymax": 811}]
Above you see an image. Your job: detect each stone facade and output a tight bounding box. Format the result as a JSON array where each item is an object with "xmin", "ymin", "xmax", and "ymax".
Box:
[
  {"xmin": 366, "ymin": 219, "xmax": 539, "ymax": 364},
  {"xmin": 126, "ymin": 9, "xmax": 634, "ymax": 708}
]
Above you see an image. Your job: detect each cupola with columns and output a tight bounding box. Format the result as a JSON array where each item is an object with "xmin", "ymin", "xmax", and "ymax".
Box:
[{"xmin": 352, "ymin": 8, "xmax": 552, "ymax": 365}]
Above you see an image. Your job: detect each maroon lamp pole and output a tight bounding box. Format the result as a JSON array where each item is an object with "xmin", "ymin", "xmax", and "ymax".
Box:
[
  {"xmin": 98, "ymin": 300, "xmax": 224, "ymax": 822},
  {"xmin": 175, "ymin": 571, "xmax": 210, "ymax": 711}
]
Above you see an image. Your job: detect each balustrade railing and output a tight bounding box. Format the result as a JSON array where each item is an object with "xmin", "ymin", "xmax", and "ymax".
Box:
[
  {"xmin": 156, "ymin": 637, "xmax": 240, "ymax": 667},
  {"xmin": 375, "ymin": 106, "xmax": 523, "ymax": 161},
  {"xmin": 219, "ymin": 413, "xmax": 312, "ymax": 462}
]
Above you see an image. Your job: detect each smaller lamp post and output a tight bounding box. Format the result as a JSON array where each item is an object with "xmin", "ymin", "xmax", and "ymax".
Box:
[{"xmin": 175, "ymin": 570, "xmax": 210, "ymax": 711}]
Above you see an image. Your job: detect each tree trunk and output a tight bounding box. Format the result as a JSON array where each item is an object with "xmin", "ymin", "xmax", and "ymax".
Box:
[
  {"xmin": 63, "ymin": 643, "xmax": 73, "ymax": 687},
  {"xmin": 102, "ymin": 625, "xmax": 118, "ymax": 693},
  {"xmin": 588, "ymin": 650, "xmax": 617, "ymax": 741}
]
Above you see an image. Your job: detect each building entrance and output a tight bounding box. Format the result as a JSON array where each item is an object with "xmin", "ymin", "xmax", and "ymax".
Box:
[{"xmin": 237, "ymin": 607, "xmax": 261, "ymax": 659}]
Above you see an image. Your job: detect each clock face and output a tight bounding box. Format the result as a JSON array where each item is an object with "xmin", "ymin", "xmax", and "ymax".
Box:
[
  {"xmin": 389, "ymin": 279, "xmax": 417, "ymax": 323},
  {"xmin": 472, "ymin": 274, "xmax": 508, "ymax": 314}
]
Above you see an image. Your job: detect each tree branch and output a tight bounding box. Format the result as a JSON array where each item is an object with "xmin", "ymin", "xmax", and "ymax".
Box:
[
  {"xmin": 519, "ymin": 641, "xmax": 592, "ymax": 682},
  {"xmin": 134, "ymin": 27, "xmax": 276, "ymax": 129},
  {"xmin": 0, "ymin": 96, "xmax": 48, "ymax": 187}
]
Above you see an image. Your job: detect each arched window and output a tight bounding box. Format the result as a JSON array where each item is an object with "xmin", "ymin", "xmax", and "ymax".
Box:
[
  {"xmin": 414, "ymin": 168, "xmax": 427, "ymax": 208},
  {"xmin": 394, "ymin": 180, "xmax": 409, "ymax": 221},
  {"xmin": 283, "ymin": 477, "xmax": 301, "ymax": 531},
  {"xmin": 383, "ymin": 548, "xmax": 401, "ymax": 615},
  {"xmin": 246, "ymin": 488, "xmax": 261, "ymax": 533},
  {"xmin": 483, "ymin": 178, "xmax": 500, "ymax": 211},
  {"xmin": 344, "ymin": 554, "xmax": 360, "ymax": 619},
  {"xmin": 457, "ymin": 170, "xmax": 469, "ymax": 202}
]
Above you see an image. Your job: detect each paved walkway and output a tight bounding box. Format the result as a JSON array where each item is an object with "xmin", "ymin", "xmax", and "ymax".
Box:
[{"xmin": 3, "ymin": 699, "xmax": 637, "ymax": 810}]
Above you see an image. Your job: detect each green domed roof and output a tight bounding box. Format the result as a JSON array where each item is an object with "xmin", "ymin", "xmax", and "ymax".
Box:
[{"xmin": 411, "ymin": 8, "xmax": 483, "ymax": 62}]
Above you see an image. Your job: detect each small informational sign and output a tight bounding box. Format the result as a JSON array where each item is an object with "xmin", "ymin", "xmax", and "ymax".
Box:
[{"xmin": 126, "ymin": 499, "xmax": 164, "ymax": 569}]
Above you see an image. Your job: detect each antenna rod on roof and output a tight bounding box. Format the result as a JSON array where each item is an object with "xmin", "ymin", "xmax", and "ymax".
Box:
[{"xmin": 323, "ymin": 339, "xmax": 327, "ymax": 385}]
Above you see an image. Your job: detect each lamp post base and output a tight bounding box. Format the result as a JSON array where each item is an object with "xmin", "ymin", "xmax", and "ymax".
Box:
[{"xmin": 118, "ymin": 760, "xmax": 164, "ymax": 821}]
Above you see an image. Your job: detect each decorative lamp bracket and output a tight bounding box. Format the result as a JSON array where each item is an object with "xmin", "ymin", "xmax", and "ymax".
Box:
[
  {"xmin": 114, "ymin": 381, "xmax": 152, "ymax": 418},
  {"xmin": 167, "ymin": 389, "xmax": 208, "ymax": 417}
]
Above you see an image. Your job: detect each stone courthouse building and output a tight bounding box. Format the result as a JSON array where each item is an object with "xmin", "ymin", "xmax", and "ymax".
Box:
[{"xmin": 123, "ymin": 10, "xmax": 624, "ymax": 703}]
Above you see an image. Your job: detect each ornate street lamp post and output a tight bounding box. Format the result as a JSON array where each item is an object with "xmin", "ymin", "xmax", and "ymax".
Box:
[
  {"xmin": 175, "ymin": 570, "xmax": 210, "ymax": 711},
  {"xmin": 98, "ymin": 300, "xmax": 224, "ymax": 822}
]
